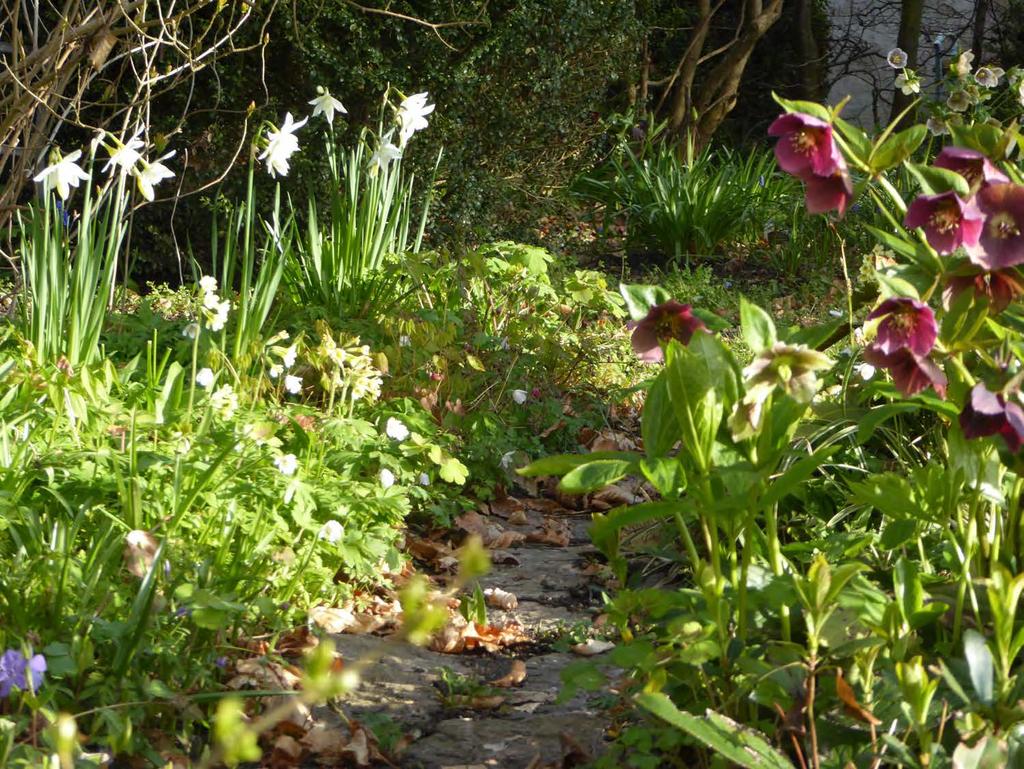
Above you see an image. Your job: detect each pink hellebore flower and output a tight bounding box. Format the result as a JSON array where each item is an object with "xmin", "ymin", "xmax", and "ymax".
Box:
[
  {"xmin": 904, "ymin": 191, "xmax": 983, "ymax": 254},
  {"xmin": 629, "ymin": 300, "xmax": 707, "ymax": 363},
  {"xmin": 867, "ymin": 297, "xmax": 937, "ymax": 357},
  {"xmin": 933, "ymin": 146, "xmax": 1009, "ymax": 194},
  {"xmin": 768, "ymin": 113, "xmax": 840, "ymax": 178},
  {"xmin": 944, "ymin": 268, "xmax": 1024, "ymax": 314},
  {"xmin": 959, "ymin": 382, "xmax": 1024, "ymax": 452},
  {"xmin": 966, "ymin": 183, "xmax": 1024, "ymax": 270},
  {"xmin": 803, "ymin": 155, "xmax": 854, "ymax": 216},
  {"xmin": 862, "ymin": 346, "xmax": 947, "ymax": 398}
]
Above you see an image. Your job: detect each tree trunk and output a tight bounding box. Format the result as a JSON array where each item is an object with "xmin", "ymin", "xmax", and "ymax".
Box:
[
  {"xmin": 691, "ymin": 0, "xmax": 785, "ymax": 145},
  {"xmin": 666, "ymin": 0, "xmax": 715, "ymax": 136},
  {"xmin": 797, "ymin": 0, "xmax": 825, "ymax": 100},
  {"xmin": 889, "ymin": 0, "xmax": 924, "ymax": 125},
  {"xmin": 971, "ymin": 0, "xmax": 989, "ymax": 62}
]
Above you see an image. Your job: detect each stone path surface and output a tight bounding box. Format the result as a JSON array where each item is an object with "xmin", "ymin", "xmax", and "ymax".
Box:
[{"xmin": 326, "ymin": 511, "xmax": 610, "ymax": 768}]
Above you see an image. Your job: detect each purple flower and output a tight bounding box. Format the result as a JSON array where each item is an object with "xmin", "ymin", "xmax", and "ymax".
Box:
[
  {"xmin": 944, "ymin": 268, "xmax": 1024, "ymax": 314},
  {"xmin": 959, "ymin": 383, "xmax": 1024, "ymax": 451},
  {"xmin": 628, "ymin": 300, "xmax": 707, "ymax": 363},
  {"xmin": 862, "ymin": 347, "xmax": 947, "ymax": 398},
  {"xmin": 768, "ymin": 113, "xmax": 840, "ymax": 178},
  {"xmin": 803, "ymin": 154, "xmax": 854, "ymax": 217},
  {"xmin": 933, "ymin": 147, "xmax": 1009, "ymax": 194},
  {"xmin": 867, "ymin": 298, "xmax": 938, "ymax": 357},
  {"xmin": 904, "ymin": 191, "xmax": 984, "ymax": 254},
  {"xmin": 215, "ymin": 656, "xmax": 229, "ymax": 669},
  {"xmin": 966, "ymin": 183, "xmax": 1024, "ymax": 270},
  {"xmin": 0, "ymin": 649, "xmax": 46, "ymax": 697}
]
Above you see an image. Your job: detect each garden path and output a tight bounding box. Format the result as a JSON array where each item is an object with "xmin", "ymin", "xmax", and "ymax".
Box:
[{"xmin": 323, "ymin": 501, "xmax": 612, "ymax": 768}]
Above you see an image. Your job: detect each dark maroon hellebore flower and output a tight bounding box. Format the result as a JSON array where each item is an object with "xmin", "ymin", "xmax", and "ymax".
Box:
[
  {"xmin": 933, "ymin": 146, "xmax": 1009, "ymax": 194},
  {"xmin": 944, "ymin": 268, "xmax": 1024, "ymax": 314},
  {"xmin": 768, "ymin": 113, "xmax": 841, "ymax": 178},
  {"xmin": 966, "ymin": 183, "xmax": 1024, "ymax": 270},
  {"xmin": 862, "ymin": 346, "xmax": 947, "ymax": 398},
  {"xmin": 867, "ymin": 297, "xmax": 938, "ymax": 357},
  {"xmin": 904, "ymin": 190, "xmax": 984, "ymax": 254},
  {"xmin": 959, "ymin": 382, "xmax": 1024, "ymax": 452},
  {"xmin": 629, "ymin": 300, "xmax": 707, "ymax": 363}
]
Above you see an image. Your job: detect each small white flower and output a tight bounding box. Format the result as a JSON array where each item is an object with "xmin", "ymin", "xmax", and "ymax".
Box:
[
  {"xmin": 196, "ymin": 367, "xmax": 215, "ymax": 388},
  {"xmin": 259, "ymin": 112, "xmax": 307, "ymax": 178},
  {"xmin": 856, "ymin": 363, "xmax": 877, "ymax": 381},
  {"xmin": 182, "ymin": 322, "xmax": 199, "ymax": 339},
  {"xmin": 199, "ymin": 276, "xmax": 218, "ymax": 294},
  {"xmin": 274, "ymin": 453, "xmax": 299, "ymax": 476},
  {"xmin": 210, "ymin": 384, "xmax": 238, "ymax": 419},
  {"xmin": 975, "ymin": 66, "xmax": 1000, "ymax": 88},
  {"xmin": 399, "ymin": 335, "xmax": 411, "ymax": 347},
  {"xmin": 1018, "ymin": 79, "xmax": 1024, "ymax": 107},
  {"xmin": 926, "ymin": 117, "xmax": 948, "ymax": 136},
  {"xmin": 419, "ymin": 472, "xmax": 430, "ymax": 486},
  {"xmin": 207, "ymin": 299, "xmax": 231, "ymax": 332},
  {"xmin": 318, "ymin": 519, "xmax": 345, "ymax": 543},
  {"xmin": 379, "ymin": 468, "xmax": 395, "ymax": 488},
  {"xmin": 125, "ymin": 529, "xmax": 152, "ymax": 548},
  {"xmin": 269, "ymin": 364, "xmax": 283, "ymax": 379},
  {"xmin": 886, "ymin": 48, "xmax": 908, "ymax": 69},
  {"xmin": 511, "ymin": 389, "xmax": 528, "ymax": 405},
  {"xmin": 284, "ymin": 374, "xmax": 302, "ymax": 394},
  {"xmin": 282, "ymin": 344, "xmax": 298, "ymax": 369},
  {"xmin": 385, "ymin": 417, "xmax": 410, "ymax": 441},
  {"xmin": 369, "ymin": 130, "xmax": 402, "ymax": 172},
  {"xmin": 33, "ymin": 149, "xmax": 91, "ymax": 200},
  {"xmin": 133, "ymin": 152, "xmax": 175, "ymax": 202},
  {"xmin": 895, "ymin": 72, "xmax": 920, "ymax": 95},
  {"xmin": 947, "ymin": 90, "xmax": 971, "ymax": 112},
  {"xmin": 828, "ymin": 309, "xmax": 843, "ymax": 318},
  {"xmin": 396, "ymin": 91, "xmax": 435, "ymax": 146},
  {"xmin": 103, "ymin": 129, "xmax": 145, "ymax": 175},
  {"xmin": 308, "ymin": 88, "xmax": 347, "ymax": 126},
  {"xmin": 957, "ymin": 50, "xmax": 975, "ymax": 78}
]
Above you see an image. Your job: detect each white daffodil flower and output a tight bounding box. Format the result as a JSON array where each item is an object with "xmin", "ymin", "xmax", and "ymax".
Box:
[
  {"xmin": 133, "ymin": 152, "xmax": 175, "ymax": 201},
  {"xmin": 308, "ymin": 88, "xmax": 347, "ymax": 126},
  {"xmin": 259, "ymin": 113, "xmax": 307, "ymax": 177},
  {"xmin": 284, "ymin": 374, "xmax": 302, "ymax": 394},
  {"xmin": 274, "ymin": 453, "xmax": 299, "ymax": 476},
  {"xmin": 379, "ymin": 468, "xmax": 396, "ymax": 488},
  {"xmin": 318, "ymin": 520, "xmax": 345, "ymax": 543},
  {"xmin": 103, "ymin": 129, "xmax": 145, "ymax": 175},
  {"xmin": 33, "ymin": 149, "xmax": 90, "ymax": 200},
  {"xmin": 396, "ymin": 91, "xmax": 435, "ymax": 146},
  {"xmin": 385, "ymin": 417, "xmax": 410, "ymax": 441},
  {"xmin": 369, "ymin": 130, "xmax": 402, "ymax": 172},
  {"xmin": 196, "ymin": 368, "xmax": 215, "ymax": 388}
]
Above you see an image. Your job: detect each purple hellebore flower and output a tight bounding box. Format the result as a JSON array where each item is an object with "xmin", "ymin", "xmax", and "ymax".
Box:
[
  {"xmin": 862, "ymin": 347, "xmax": 947, "ymax": 398},
  {"xmin": 966, "ymin": 183, "xmax": 1024, "ymax": 270},
  {"xmin": 944, "ymin": 268, "xmax": 1024, "ymax": 314},
  {"xmin": 803, "ymin": 153, "xmax": 854, "ymax": 217},
  {"xmin": 628, "ymin": 300, "xmax": 707, "ymax": 363},
  {"xmin": 768, "ymin": 113, "xmax": 840, "ymax": 178},
  {"xmin": 867, "ymin": 297, "xmax": 938, "ymax": 357},
  {"xmin": 959, "ymin": 383, "xmax": 1024, "ymax": 452},
  {"xmin": 934, "ymin": 146, "xmax": 1009, "ymax": 194},
  {"xmin": 0, "ymin": 649, "xmax": 46, "ymax": 697},
  {"xmin": 904, "ymin": 191, "xmax": 984, "ymax": 254}
]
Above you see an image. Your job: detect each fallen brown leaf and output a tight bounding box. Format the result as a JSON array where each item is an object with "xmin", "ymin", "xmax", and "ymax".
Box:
[
  {"xmin": 483, "ymin": 587, "xmax": 518, "ymax": 611},
  {"xmin": 507, "ymin": 509, "xmax": 530, "ymax": 526},
  {"xmin": 490, "ymin": 659, "xmax": 527, "ymax": 688},
  {"xmin": 526, "ymin": 520, "xmax": 571, "ymax": 547},
  {"xmin": 571, "ymin": 639, "xmax": 615, "ymax": 656}
]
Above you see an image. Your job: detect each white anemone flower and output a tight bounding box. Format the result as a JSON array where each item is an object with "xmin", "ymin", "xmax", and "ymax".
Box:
[
  {"xmin": 419, "ymin": 472, "xmax": 430, "ymax": 486},
  {"xmin": 396, "ymin": 91, "xmax": 435, "ymax": 146},
  {"xmin": 385, "ymin": 417, "xmax": 410, "ymax": 441},
  {"xmin": 196, "ymin": 368, "xmax": 215, "ymax": 388},
  {"xmin": 284, "ymin": 374, "xmax": 302, "ymax": 394},
  {"xmin": 199, "ymin": 275, "xmax": 218, "ymax": 294},
  {"xmin": 33, "ymin": 149, "xmax": 90, "ymax": 200},
  {"xmin": 308, "ymin": 88, "xmax": 347, "ymax": 126},
  {"xmin": 133, "ymin": 152, "xmax": 175, "ymax": 201},
  {"xmin": 103, "ymin": 130, "xmax": 145, "ymax": 175},
  {"xmin": 274, "ymin": 453, "xmax": 299, "ymax": 476},
  {"xmin": 379, "ymin": 468, "xmax": 396, "ymax": 488},
  {"xmin": 259, "ymin": 113, "xmax": 307, "ymax": 177},
  {"xmin": 318, "ymin": 520, "xmax": 345, "ymax": 543},
  {"xmin": 282, "ymin": 344, "xmax": 298, "ymax": 369},
  {"xmin": 369, "ymin": 130, "xmax": 402, "ymax": 172},
  {"xmin": 511, "ymin": 389, "xmax": 528, "ymax": 405}
]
